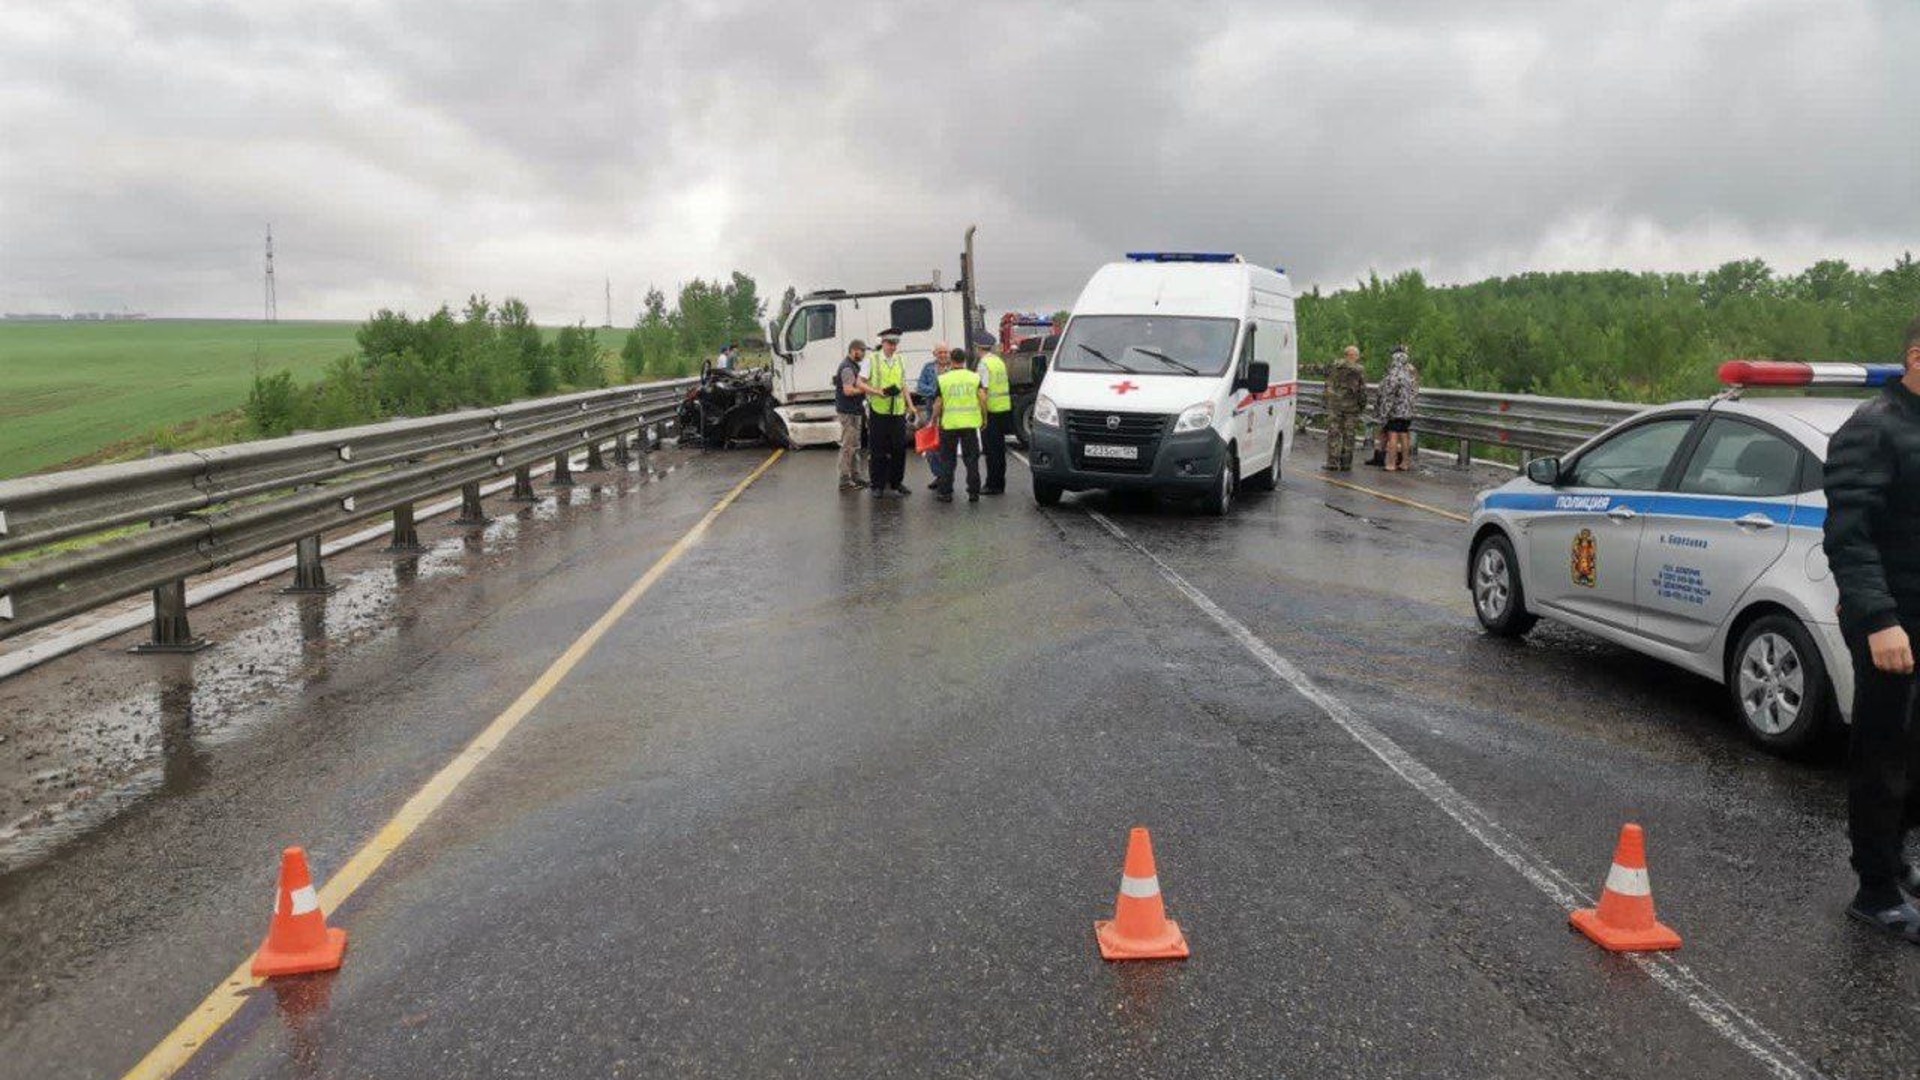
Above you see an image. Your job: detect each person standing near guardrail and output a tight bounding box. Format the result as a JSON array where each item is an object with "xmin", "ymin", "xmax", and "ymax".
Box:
[
  {"xmin": 1379, "ymin": 345, "xmax": 1419, "ymax": 472},
  {"xmin": 835, "ymin": 340, "xmax": 871, "ymax": 491},
  {"xmin": 1823, "ymin": 312, "xmax": 1920, "ymax": 944},
  {"xmin": 1322, "ymin": 345, "xmax": 1368, "ymax": 471},
  {"xmin": 864, "ymin": 328, "xmax": 916, "ymax": 498}
]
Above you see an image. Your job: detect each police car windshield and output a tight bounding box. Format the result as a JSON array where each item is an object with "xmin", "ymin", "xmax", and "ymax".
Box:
[{"xmin": 1053, "ymin": 316, "xmax": 1236, "ymax": 377}]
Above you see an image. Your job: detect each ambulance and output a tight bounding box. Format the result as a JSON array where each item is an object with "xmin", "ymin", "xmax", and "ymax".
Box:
[{"xmin": 1025, "ymin": 253, "xmax": 1298, "ymax": 514}]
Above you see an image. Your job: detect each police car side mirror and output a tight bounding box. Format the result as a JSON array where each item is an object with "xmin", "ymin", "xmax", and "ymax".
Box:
[{"xmin": 1526, "ymin": 457, "xmax": 1562, "ymax": 486}]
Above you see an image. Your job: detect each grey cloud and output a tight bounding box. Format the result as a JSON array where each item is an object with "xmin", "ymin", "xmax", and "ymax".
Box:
[{"xmin": 1, "ymin": 0, "xmax": 1914, "ymax": 321}]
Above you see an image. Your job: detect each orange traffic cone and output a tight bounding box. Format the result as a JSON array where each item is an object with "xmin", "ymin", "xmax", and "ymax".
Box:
[
  {"xmin": 252, "ymin": 847, "xmax": 348, "ymax": 977},
  {"xmin": 1095, "ymin": 827, "xmax": 1190, "ymax": 960},
  {"xmin": 1570, "ymin": 823, "xmax": 1681, "ymax": 952}
]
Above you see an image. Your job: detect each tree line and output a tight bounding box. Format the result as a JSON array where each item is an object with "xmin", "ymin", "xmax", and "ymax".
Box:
[
  {"xmin": 1296, "ymin": 254, "xmax": 1920, "ymax": 403},
  {"xmin": 619, "ymin": 272, "xmax": 767, "ymax": 379},
  {"xmin": 245, "ymin": 273, "xmax": 769, "ymax": 438}
]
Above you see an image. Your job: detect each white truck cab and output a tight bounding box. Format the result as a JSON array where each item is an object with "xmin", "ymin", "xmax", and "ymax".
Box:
[
  {"xmin": 1027, "ymin": 253, "xmax": 1298, "ymax": 514},
  {"xmin": 768, "ymin": 229, "xmax": 985, "ymax": 448},
  {"xmin": 769, "ymin": 285, "xmax": 970, "ymax": 447}
]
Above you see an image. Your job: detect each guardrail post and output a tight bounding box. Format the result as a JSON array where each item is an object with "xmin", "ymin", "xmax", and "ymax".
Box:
[
  {"xmin": 511, "ymin": 466, "xmax": 537, "ymax": 502},
  {"xmin": 585, "ymin": 439, "xmax": 607, "ymax": 472},
  {"xmin": 454, "ymin": 481, "xmax": 488, "ymax": 526},
  {"xmin": 613, "ymin": 431, "xmax": 632, "ymax": 466},
  {"xmin": 283, "ymin": 534, "xmax": 335, "ymax": 595},
  {"xmin": 386, "ymin": 502, "xmax": 426, "ymax": 554},
  {"xmin": 552, "ymin": 452, "xmax": 575, "ymax": 487},
  {"xmin": 132, "ymin": 579, "xmax": 210, "ymax": 653},
  {"xmin": 1455, "ymin": 439, "xmax": 1472, "ymax": 470},
  {"xmin": 281, "ymin": 482, "xmax": 336, "ymax": 595},
  {"xmin": 129, "ymin": 507, "xmax": 211, "ymax": 654}
]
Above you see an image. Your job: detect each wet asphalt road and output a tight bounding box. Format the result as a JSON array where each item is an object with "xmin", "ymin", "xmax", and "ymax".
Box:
[{"xmin": 1, "ymin": 440, "xmax": 1916, "ymax": 1079}]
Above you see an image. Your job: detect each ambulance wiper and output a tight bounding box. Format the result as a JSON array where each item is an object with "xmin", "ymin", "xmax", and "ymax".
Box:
[
  {"xmin": 1132, "ymin": 348, "xmax": 1199, "ymax": 375},
  {"xmin": 1078, "ymin": 343, "xmax": 1135, "ymax": 374}
]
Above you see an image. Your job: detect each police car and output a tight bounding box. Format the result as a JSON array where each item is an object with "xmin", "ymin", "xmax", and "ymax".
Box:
[{"xmin": 1465, "ymin": 361, "xmax": 1901, "ymax": 754}]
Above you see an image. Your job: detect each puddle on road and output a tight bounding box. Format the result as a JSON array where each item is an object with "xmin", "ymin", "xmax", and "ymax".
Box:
[
  {"xmin": 0, "ymin": 562, "xmax": 407, "ymax": 873},
  {"xmin": 0, "ymin": 455, "xmax": 698, "ymax": 875}
]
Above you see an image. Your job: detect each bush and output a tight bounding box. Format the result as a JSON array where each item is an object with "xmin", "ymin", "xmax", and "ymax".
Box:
[{"xmin": 244, "ymin": 368, "xmax": 302, "ymax": 437}]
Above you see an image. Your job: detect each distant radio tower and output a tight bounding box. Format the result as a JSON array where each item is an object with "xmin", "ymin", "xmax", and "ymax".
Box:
[
  {"xmin": 603, "ymin": 277, "xmax": 613, "ymax": 329},
  {"xmin": 263, "ymin": 224, "xmax": 278, "ymax": 322}
]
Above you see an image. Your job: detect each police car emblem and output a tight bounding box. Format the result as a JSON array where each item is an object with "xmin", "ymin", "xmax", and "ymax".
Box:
[{"xmin": 1572, "ymin": 528, "xmax": 1598, "ymax": 588}]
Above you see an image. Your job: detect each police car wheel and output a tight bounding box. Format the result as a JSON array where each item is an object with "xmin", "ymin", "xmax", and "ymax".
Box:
[
  {"xmin": 1033, "ymin": 478, "xmax": 1063, "ymax": 507},
  {"xmin": 1728, "ymin": 615, "xmax": 1835, "ymax": 754},
  {"xmin": 1471, "ymin": 534, "xmax": 1536, "ymax": 637}
]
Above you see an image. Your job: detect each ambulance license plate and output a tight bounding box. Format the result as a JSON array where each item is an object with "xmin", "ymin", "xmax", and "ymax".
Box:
[{"xmin": 1083, "ymin": 443, "xmax": 1138, "ymax": 461}]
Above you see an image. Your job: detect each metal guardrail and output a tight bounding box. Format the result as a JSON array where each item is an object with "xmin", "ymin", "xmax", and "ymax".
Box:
[
  {"xmin": 1297, "ymin": 381, "xmax": 1642, "ymax": 462},
  {"xmin": 0, "ymin": 379, "xmax": 695, "ymax": 646}
]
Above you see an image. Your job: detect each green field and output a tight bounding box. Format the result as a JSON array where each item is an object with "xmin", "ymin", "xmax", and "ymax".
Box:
[
  {"xmin": 0, "ymin": 319, "xmax": 649, "ymax": 480},
  {"xmin": 0, "ymin": 320, "xmax": 359, "ymax": 479}
]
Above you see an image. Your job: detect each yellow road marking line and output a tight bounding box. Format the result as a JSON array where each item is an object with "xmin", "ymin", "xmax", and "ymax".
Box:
[
  {"xmin": 1308, "ymin": 473, "xmax": 1470, "ymax": 523},
  {"xmin": 122, "ymin": 449, "xmax": 784, "ymax": 1080}
]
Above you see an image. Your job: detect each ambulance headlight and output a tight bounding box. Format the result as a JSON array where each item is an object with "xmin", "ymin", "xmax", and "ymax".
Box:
[
  {"xmin": 1033, "ymin": 394, "xmax": 1060, "ymax": 427},
  {"xmin": 1172, "ymin": 401, "xmax": 1215, "ymax": 434}
]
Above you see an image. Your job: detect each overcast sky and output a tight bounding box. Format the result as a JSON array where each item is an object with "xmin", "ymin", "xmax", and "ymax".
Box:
[{"xmin": 3, "ymin": 0, "xmax": 1915, "ymax": 323}]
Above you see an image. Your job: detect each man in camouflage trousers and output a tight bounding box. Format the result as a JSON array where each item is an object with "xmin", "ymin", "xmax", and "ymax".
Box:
[{"xmin": 1322, "ymin": 345, "xmax": 1368, "ymax": 470}]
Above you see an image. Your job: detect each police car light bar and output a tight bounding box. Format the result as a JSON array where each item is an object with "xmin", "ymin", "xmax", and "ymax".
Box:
[
  {"xmin": 1717, "ymin": 360, "xmax": 1905, "ymax": 388},
  {"xmin": 1125, "ymin": 252, "xmax": 1243, "ymax": 263}
]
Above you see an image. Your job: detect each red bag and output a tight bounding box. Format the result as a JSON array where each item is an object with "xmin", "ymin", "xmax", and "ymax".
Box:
[{"xmin": 914, "ymin": 423, "xmax": 940, "ymax": 455}]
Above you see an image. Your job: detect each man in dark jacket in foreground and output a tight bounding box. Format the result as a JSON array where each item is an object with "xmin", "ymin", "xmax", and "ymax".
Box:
[{"xmin": 1824, "ymin": 313, "xmax": 1920, "ymax": 943}]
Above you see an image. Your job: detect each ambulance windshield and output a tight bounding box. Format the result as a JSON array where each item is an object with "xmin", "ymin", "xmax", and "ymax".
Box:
[{"xmin": 1052, "ymin": 316, "xmax": 1237, "ymax": 377}]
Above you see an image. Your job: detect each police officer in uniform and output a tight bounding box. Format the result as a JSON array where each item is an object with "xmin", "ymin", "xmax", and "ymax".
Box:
[
  {"xmin": 932, "ymin": 348, "xmax": 988, "ymax": 503},
  {"xmin": 975, "ymin": 330, "xmax": 1013, "ymax": 494},
  {"xmin": 1322, "ymin": 345, "xmax": 1368, "ymax": 471},
  {"xmin": 1825, "ymin": 312, "xmax": 1920, "ymax": 943},
  {"xmin": 863, "ymin": 328, "xmax": 916, "ymax": 498}
]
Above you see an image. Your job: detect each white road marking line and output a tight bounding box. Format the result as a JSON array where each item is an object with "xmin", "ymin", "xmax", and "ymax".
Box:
[{"xmin": 1048, "ymin": 480, "xmax": 1825, "ymax": 1080}]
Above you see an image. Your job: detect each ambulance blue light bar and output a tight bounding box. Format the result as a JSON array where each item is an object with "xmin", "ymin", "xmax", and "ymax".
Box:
[
  {"xmin": 1718, "ymin": 360, "xmax": 1904, "ymax": 388},
  {"xmin": 1125, "ymin": 252, "xmax": 1242, "ymax": 263}
]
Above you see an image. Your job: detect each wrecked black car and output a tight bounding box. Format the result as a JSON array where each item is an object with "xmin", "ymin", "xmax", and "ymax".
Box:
[{"xmin": 677, "ymin": 363, "xmax": 774, "ymax": 448}]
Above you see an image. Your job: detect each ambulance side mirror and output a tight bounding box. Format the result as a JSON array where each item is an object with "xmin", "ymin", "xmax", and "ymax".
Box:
[
  {"xmin": 1526, "ymin": 457, "xmax": 1562, "ymax": 486},
  {"xmin": 1031, "ymin": 356, "xmax": 1048, "ymax": 380},
  {"xmin": 1244, "ymin": 362, "xmax": 1271, "ymax": 395}
]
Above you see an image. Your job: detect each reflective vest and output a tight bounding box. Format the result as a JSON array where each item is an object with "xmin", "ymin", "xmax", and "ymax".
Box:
[
  {"xmin": 938, "ymin": 368, "xmax": 984, "ymax": 430},
  {"xmin": 869, "ymin": 351, "xmax": 906, "ymax": 415},
  {"xmin": 980, "ymin": 352, "xmax": 1012, "ymax": 413}
]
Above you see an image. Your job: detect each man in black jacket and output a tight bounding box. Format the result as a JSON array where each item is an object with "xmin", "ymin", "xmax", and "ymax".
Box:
[{"xmin": 1824, "ymin": 312, "xmax": 1920, "ymax": 943}]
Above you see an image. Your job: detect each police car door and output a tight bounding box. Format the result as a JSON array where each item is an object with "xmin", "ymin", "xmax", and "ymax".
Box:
[
  {"xmin": 1634, "ymin": 416, "xmax": 1803, "ymax": 650},
  {"xmin": 1527, "ymin": 415, "xmax": 1697, "ymax": 629}
]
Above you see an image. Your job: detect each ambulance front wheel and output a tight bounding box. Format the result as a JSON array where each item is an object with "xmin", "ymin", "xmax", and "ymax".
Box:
[
  {"xmin": 1033, "ymin": 478, "xmax": 1063, "ymax": 507},
  {"xmin": 1199, "ymin": 449, "xmax": 1237, "ymax": 516}
]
